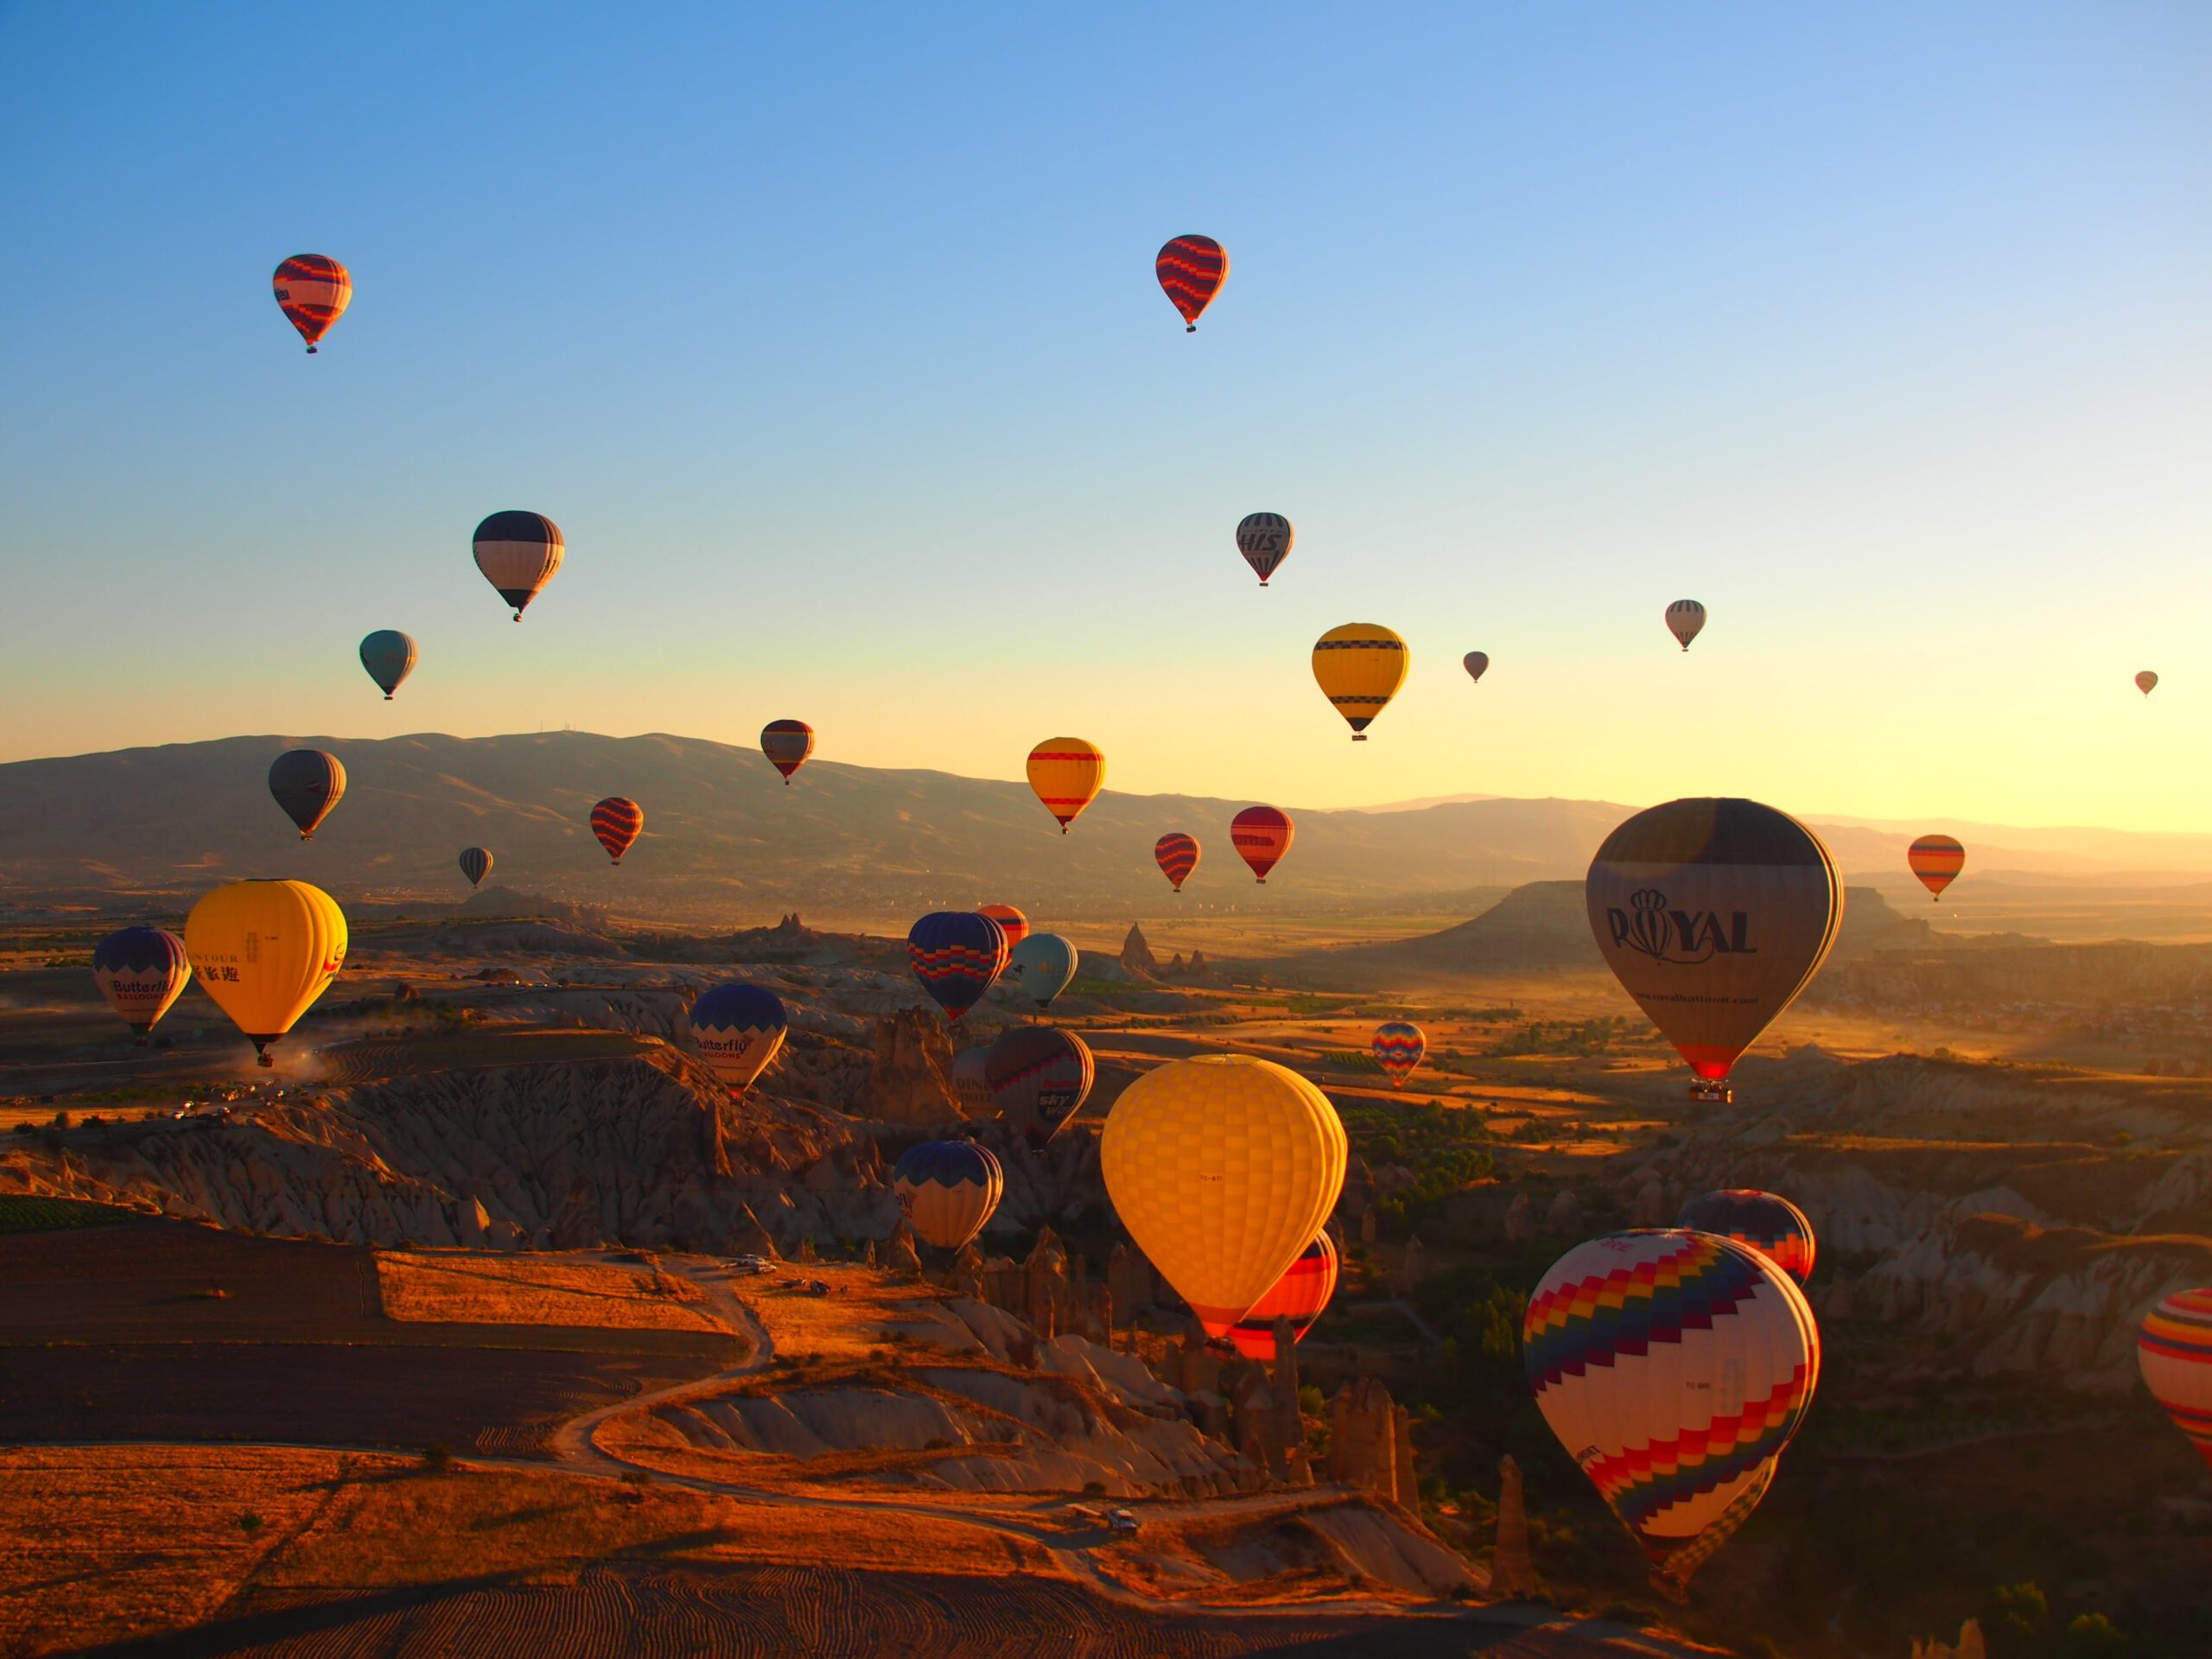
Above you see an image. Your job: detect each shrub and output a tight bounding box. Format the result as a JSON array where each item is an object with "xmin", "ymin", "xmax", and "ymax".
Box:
[
  {"xmin": 1081, "ymin": 1479, "xmax": 1108, "ymax": 1496},
  {"xmin": 420, "ymin": 1444, "xmax": 454, "ymax": 1472},
  {"xmin": 238, "ymin": 1512, "xmax": 265, "ymax": 1536}
]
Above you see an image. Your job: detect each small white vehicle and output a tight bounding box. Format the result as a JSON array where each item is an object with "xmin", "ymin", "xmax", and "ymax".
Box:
[
  {"xmin": 1108, "ymin": 1510, "xmax": 1140, "ymax": 1535},
  {"xmin": 725, "ymin": 1255, "xmax": 773, "ymax": 1274}
]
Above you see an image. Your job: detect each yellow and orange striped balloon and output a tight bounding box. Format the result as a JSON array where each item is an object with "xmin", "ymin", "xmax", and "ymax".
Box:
[
  {"xmin": 1907, "ymin": 834, "xmax": 1965, "ymax": 900},
  {"xmin": 1311, "ymin": 624, "xmax": 1409, "ymax": 741},
  {"xmin": 1026, "ymin": 738, "xmax": 1105, "ymax": 834}
]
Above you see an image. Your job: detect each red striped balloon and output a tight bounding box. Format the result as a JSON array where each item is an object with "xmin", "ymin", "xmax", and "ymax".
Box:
[
  {"xmin": 977, "ymin": 904, "xmax": 1031, "ymax": 953},
  {"xmin": 1227, "ymin": 1232, "xmax": 1339, "ymax": 1361},
  {"xmin": 2140, "ymin": 1287, "xmax": 2212, "ymax": 1471},
  {"xmin": 1155, "ymin": 235, "xmax": 1228, "ymax": 332},
  {"xmin": 1230, "ymin": 806, "xmax": 1294, "ymax": 884},
  {"xmin": 1155, "ymin": 832, "xmax": 1200, "ymax": 893},
  {"xmin": 272, "ymin": 254, "xmax": 351, "ymax": 353},
  {"xmin": 1907, "ymin": 834, "xmax": 1965, "ymax": 900},
  {"xmin": 590, "ymin": 797, "xmax": 643, "ymax": 864},
  {"xmin": 761, "ymin": 719, "xmax": 815, "ymax": 784}
]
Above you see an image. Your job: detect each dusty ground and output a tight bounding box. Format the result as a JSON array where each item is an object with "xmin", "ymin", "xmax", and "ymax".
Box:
[{"xmin": 375, "ymin": 1249, "xmax": 730, "ymax": 1334}]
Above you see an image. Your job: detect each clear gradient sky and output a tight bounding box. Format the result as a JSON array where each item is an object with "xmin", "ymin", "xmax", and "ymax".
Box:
[{"xmin": 2, "ymin": 3, "xmax": 2206, "ymax": 829}]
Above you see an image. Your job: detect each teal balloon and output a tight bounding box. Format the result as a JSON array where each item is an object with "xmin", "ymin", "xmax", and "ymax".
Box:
[
  {"xmin": 359, "ymin": 630, "xmax": 419, "ymax": 700},
  {"xmin": 1006, "ymin": 932, "xmax": 1077, "ymax": 1009}
]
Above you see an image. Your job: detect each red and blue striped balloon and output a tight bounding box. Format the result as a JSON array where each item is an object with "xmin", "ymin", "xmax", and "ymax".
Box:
[
  {"xmin": 1677, "ymin": 1189, "xmax": 1816, "ymax": 1286},
  {"xmin": 906, "ymin": 911, "xmax": 1008, "ymax": 1024}
]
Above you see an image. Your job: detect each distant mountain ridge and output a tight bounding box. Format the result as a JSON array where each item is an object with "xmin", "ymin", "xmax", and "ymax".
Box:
[{"xmin": 0, "ymin": 730, "xmax": 2204, "ymax": 924}]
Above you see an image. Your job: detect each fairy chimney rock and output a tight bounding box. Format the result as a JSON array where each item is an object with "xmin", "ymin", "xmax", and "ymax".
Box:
[{"xmin": 1491, "ymin": 1454, "xmax": 1535, "ymax": 1598}]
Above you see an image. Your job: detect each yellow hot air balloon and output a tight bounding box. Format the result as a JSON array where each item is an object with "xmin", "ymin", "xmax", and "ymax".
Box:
[
  {"xmin": 1026, "ymin": 737, "xmax": 1106, "ymax": 834},
  {"xmin": 1102, "ymin": 1055, "xmax": 1347, "ymax": 1338},
  {"xmin": 1311, "ymin": 624, "xmax": 1409, "ymax": 741},
  {"xmin": 183, "ymin": 880, "xmax": 348, "ymax": 1068}
]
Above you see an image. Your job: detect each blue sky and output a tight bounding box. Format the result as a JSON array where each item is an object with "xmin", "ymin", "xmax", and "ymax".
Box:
[{"xmin": 3, "ymin": 3, "xmax": 2207, "ymax": 827}]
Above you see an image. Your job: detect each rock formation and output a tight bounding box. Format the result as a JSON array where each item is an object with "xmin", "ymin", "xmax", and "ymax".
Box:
[
  {"xmin": 1119, "ymin": 925, "xmax": 1158, "ymax": 982},
  {"xmin": 1326, "ymin": 1376, "xmax": 1415, "ymax": 1506},
  {"xmin": 1396, "ymin": 1235, "xmax": 1426, "ymax": 1293},
  {"xmin": 1490, "ymin": 1454, "xmax": 1535, "ymax": 1597},
  {"xmin": 866, "ymin": 1010, "xmax": 962, "ymax": 1125},
  {"xmin": 1910, "ymin": 1619, "xmax": 1986, "ymax": 1659},
  {"xmin": 1230, "ymin": 1316, "xmax": 1312, "ymax": 1484}
]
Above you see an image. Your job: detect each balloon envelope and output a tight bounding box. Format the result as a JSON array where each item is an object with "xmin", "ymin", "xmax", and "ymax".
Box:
[
  {"xmin": 590, "ymin": 798, "xmax": 643, "ymax": 863},
  {"xmin": 1371, "ymin": 1021, "xmax": 1426, "ymax": 1087},
  {"xmin": 183, "ymin": 880, "xmax": 347, "ymax": 1066},
  {"xmin": 1907, "ymin": 834, "xmax": 1965, "ymax": 900},
  {"xmin": 690, "ymin": 982, "xmax": 789, "ymax": 1098},
  {"xmin": 893, "ymin": 1140, "xmax": 1004, "ymax": 1251},
  {"xmin": 1155, "ymin": 234, "xmax": 1228, "ymax": 330},
  {"xmin": 1235, "ymin": 513, "xmax": 1293, "ymax": 585},
  {"xmin": 1102, "ymin": 1054, "xmax": 1346, "ymax": 1338},
  {"xmin": 1524, "ymin": 1230, "xmax": 1819, "ymax": 1594},
  {"xmin": 907, "ymin": 911, "xmax": 1007, "ymax": 1023},
  {"xmin": 1585, "ymin": 798, "xmax": 1842, "ymax": 1086},
  {"xmin": 951, "ymin": 1046, "xmax": 995, "ymax": 1116},
  {"xmin": 359, "ymin": 631, "xmax": 417, "ymax": 699},
  {"xmin": 2139, "ymin": 1287, "xmax": 2212, "ymax": 1471},
  {"xmin": 977, "ymin": 905, "xmax": 1031, "ymax": 954},
  {"xmin": 458, "ymin": 847, "xmax": 493, "ymax": 887},
  {"xmin": 1463, "ymin": 651, "xmax": 1490, "ymax": 683},
  {"xmin": 761, "ymin": 719, "xmax": 815, "ymax": 783},
  {"xmin": 1666, "ymin": 600, "xmax": 1707, "ymax": 651},
  {"xmin": 91, "ymin": 926, "xmax": 191, "ymax": 1040},
  {"xmin": 986, "ymin": 1025, "xmax": 1096, "ymax": 1149},
  {"xmin": 272, "ymin": 254, "xmax": 350, "ymax": 351},
  {"xmin": 269, "ymin": 749, "xmax": 346, "ymax": 841},
  {"xmin": 1006, "ymin": 932, "xmax": 1077, "ymax": 1009},
  {"xmin": 1677, "ymin": 1190, "xmax": 1816, "ymax": 1285},
  {"xmin": 2137, "ymin": 671, "xmax": 2159, "ymax": 696},
  {"xmin": 1312, "ymin": 623, "xmax": 1409, "ymax": 740},
  {"xmin": 1155, "ymin": 832, "xmax": 1200, "ymax": 893},
  {"xmin": 1026, "ymin": 738, "xmax": 1106, "ymax": 833},
  {"xmin": 1226, "ymin": 1232, "xmax": 1339, "ymax": 1361},
  {"xmin": 474, "ymin": 511, "xmax": 563, "ymax": 620},
  {"xmin": 1231, "ymin": 806, "xmax": 1294, "ymax": 884}
]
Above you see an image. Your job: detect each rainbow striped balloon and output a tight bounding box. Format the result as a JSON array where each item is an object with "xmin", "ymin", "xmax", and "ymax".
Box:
[
  {"xmin": 1228, "ymin": 1232, "xmax": 1339, "ymax": 1361},
  {"xmin": 1524, "ymin": 1230, "xmax": 1819, "ymax": 1595},
  {"xmin": 1155, "ymin": 832, "xmax": 1200, "ymax": 893},
  {"xmin": 1371, "ymin": 1021, "xmax": 1426, "ymax": 1087},
  {"xmin": 1677, "ymin": 1189, "xmax": 1816, "ymax": 1286},
  {"xmin": 906, "ymin": 911, "xmax": 1008, "ymax": 1024},
  {"xmin": 2139, "ymin": 1288, "xmax": 2212, "ymax": 1471}
]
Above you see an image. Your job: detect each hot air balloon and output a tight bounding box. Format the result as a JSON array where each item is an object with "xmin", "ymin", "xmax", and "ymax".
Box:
[
  {"xmin": 1102, "ymin": 1054, "xmax": 1347, "ymax": 1339},
  {"xmin": 1155, "ymin": 234, "xmax": 1228, "ymax": 332},
  {"xmin": 1231, "ymin": 806, "xmax": 1294, "ymax": 884},
  {"xmin": 1027, "ymin": 738, "xmax": 1106, "ymax": 834},
  {"xmin": 268, "ymin": 749, "xmax": 346, "ymax": 841},
  {"xmin": 951, "ymin": 1046, "xmax": 996, "ymax": 1116},
  {"xmin": 1312, "ymin": 624, "xmax": 1409, "ymax": 741},
  {"xmin": 986, "ymin": 1026, "xmax": 1096, "ymax": 1150},
  {"xmin": 1226, "ymin": 1232, "xmax": 1339, "ymax": 1361},
  {"xmin": 1236, "ymin": 513, "xmax": 1293, "ymax": 587},
  {"xmin": 1665, "ymin": 601, "xmax": 1707, "ymax": 652},
  {"xmin": 591, "ymin": 797, "xmax": 643, "ymax": 864},
  {"xmin": 1524, "ymin": 1230, "xmax": 1820, "ymax": 1598},
  {"xmin": 1677, "ymin": 1190, "xmax": 1816, "ymax": 1286},
  {"xmin": 183, "ymin": 880, "xmax": 348, "ymax": 1067},
  {"xmin": 1586, "ymin": 798, "xmax": 1842, "ymax": 1103},
  {"xmin": 358, "ymin": 631, "xmax": 417, "ymax": 700},
  {"xmin": 458, "ymin": 846, "xmax": 493, "ymax": 888},
  {"xmin": 1907, "ymin": 834, "xmax": 1965, "ymax": 901},
  {"xmin": 1006, "ymin": 932, "xmax": 1078, "ymax": 1010},
  {"xmin": 689, "ymin": 982, "xmax": 789, "ymax": 1099},
  {"xmin": 91, "ymin": 926, "xmax": 191, "ymax": 1044},
  {"xmin": 893, "ymin": 1140, "xmax": 1004, "ymax": 1251},
  {"xmin": 272, "ymin": 254, "xmax": 350, "ymax": 353},
  {"xmin": 1155, "ymin": 832, "xmax": 1200, "ymax": 893},
  {"xmin": 474, "ymin": 511, "xmax": 563, "ymax": 621},
  {"xmin": 1371, "ymin": 1021, "xmax": 1426, "ymax": 1088},
  {"xmin": 907, "ymin": 911, "xmax": 1007, "ymax": 1024},
  {"xmin": 761, "ymin": 719, "xmax": 815, "ymax": 785},
  {"xmin": 2138, "ymin": 671, "xmax": 2159, "ymax": 696},
  {"xmin": 977, "ymin": 905, "xmax": 1031, "ymax": 953},
  {"xmin": 1463, "ymin": 652, "xmax": 1490, "ymax": 684},
  {"xmin": 2139, "ymin": 1288, "xmax": 2212, "ymax": 1471}
]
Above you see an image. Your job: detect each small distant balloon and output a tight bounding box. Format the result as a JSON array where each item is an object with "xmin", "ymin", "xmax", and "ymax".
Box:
[
  {"xmin": 1006, "ymin": 931, "xmax": 1077, "ymax": 1009},
  {"xmin": 907, "ymin": 911, "xmax": 1008, "ymax": 1024},
  {"xmin": 1666, "ymin": 600, "xmax": 1707, "ymax": 652},
  {"xmin": 590, "ymin": 797, "xmax": 643, "ymax": 864},
  {"xmin": 1231, "ymin": 805, "xmax": 1294, "ymax": 884},
  {"xmin": 1026, "ymin": 738, "xmax": 1106, "ymax": 834},
  {"xmin": 761, "ymin": 719, "xmax": 815, "ymax": 784},
  {"xmin": 1312, "ymin": 624, "xmax": 1409, "ymax": 741},
  {"xmin": 1236, "ymin": 513, "xmax": 1293, "ymax": 587},
  {"xmin": 272, "ymin": 254, "xmax": 350, "ymax": 353},
  {"xmin": 1371, "ymin": 1021, "xmax": 1426, "ymax": 1087},
  {"xmin": 474, "ymin": 512, "xmax": 564, "ymax": 621},
  {"xmin": 458, "ymin": 846, "xmax": 493, "ymax": 888},
  {"xmin": 688, "ymin": 982, "xmax": 789, "ymax": 1100},
  {"xmin": 893, "ymin": 1140, "xmax": 1004, "ymax": 1252},
  {"xmin": 91, "ymin": 926, "xmax": 192, "ymax": 1044},
  {"xmin": 1155, "ymin": 832, "xmax": 1200, "ymax": 893},
  {"xmin": 1907, "ymin": 834, "xmax": 1965, "ymax": 900},
  {"xmin": 1155, "ymin": 234, "xmax": 1228, "ymax": 331},
  {"xmin": 359, "ymin": 631, "xmax": 417, "ymax": 700},
  {"xmin": 986, "ymin": 1025, "xmax": 1095, "ymax": 1150},
  {"xmin": 977, "ymin": 905, "xmax": 1031, "ymax": 954},
  {"xmin": 1678, "ymin": 1189, "xmax": 1817, "ymax": 1286},
  {"xmin": 2138, "ymin": 671, "xmax": 2159, "ymax": 696},
  {"xmin": 1463, "ymin": 652, "xmax": 1489, "ymax": 683},
  {"xmin": 268, "ymin": 749, "xmax": 346, "ymax": 841}
]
